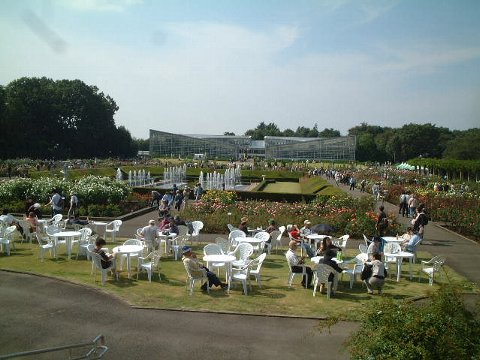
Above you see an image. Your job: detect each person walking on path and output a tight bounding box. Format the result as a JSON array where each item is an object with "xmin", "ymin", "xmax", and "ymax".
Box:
[{"xmin": 375, "ymin": 205, "xmax": 388, "ymax": 237}]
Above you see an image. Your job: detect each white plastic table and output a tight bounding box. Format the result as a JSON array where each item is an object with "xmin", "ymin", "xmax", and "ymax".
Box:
[
  {"xmin": 203, "ymin": 254, "xmax": 236, "ymax": 293},
  {"xmin": 157, "ymin": 232, "xmax": 177, "ymax": 254},
  {"xmin": 113, "ymin": 245, "xmax": 144, "ymax": 279},
  {"xmin": 52, "ymin": 231, "xmax": 81, "ymax": 259},
  {"xmin": 306, "ymin": 234, "xmax": 331, "ymax": 248},
  {"xmin": 382, "ymin": 236, "xmax": 405, "ymax": 244},
  {"xmin": 310, "ymin": 256, "xmax": 343, "ymax": 265},
  {"xmin": 383, "ymin": 251, "xmax": 414, "ymax": 282}
]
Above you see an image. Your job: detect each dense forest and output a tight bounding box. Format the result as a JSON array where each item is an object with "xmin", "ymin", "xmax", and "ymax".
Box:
[{"xmin": 1, "ymin": 77, "xmax": 478, "ymax": 162}]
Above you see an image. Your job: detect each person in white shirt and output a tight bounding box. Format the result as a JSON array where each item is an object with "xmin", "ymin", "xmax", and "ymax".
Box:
[
  {"xmin": 364, "ymin": 252, "xmax": 386, "ymax": 295},
  {"xmin": 67, "ymin": 192, "xmax": 79, "ymax": 219},
  {"xmin": 286, "ymin": 240, "xmax": 313, "ymax": 288},
  {"xmin": 140, "ymin": 219, "xmax": 160, "ymax": 251}
]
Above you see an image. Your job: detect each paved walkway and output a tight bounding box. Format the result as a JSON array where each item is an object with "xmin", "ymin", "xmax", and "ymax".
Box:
[
  {"xmin": 329, "ymin": 178, "xmax": 480, "ymax": 285},
  {"xmin": 0, "ymin": 271, "xmax": 356, "ymax": 359}
]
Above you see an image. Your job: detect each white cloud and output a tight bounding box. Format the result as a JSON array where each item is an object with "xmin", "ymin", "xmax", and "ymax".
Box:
[
  {"xmin": 376, "ymin": 45, "xmax": 480, "ymax": 74},
  {"xmin": 1, "ymin": 18, "xmax": 478, "ymax": 139}
]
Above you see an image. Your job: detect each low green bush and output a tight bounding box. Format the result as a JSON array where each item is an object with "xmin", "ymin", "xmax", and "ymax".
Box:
[{"xmin": 346, "ymin": 285, "xmax": 480, "ymax": 360}]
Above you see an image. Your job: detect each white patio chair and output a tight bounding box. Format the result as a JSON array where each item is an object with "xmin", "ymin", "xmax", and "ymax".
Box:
[
  {"xmin": 76, "ymin": 227, "xmax": 93, "ymax": 260},
  {"xmin": 229, "ymin": 242, "xmax": 253, "ymax": 269},
  {"xmin": 203, "ymin": 243, "xmax": 225, "ymax": 275},
  {"xmin": 91, "ymin": 252, "xmax": 118, "ymax": 285},
  {"xmin": 228, "ymin": 229, "xmax": 246, "ymax": 248},
  {"xmin": 363, "ymin": 234, "xmax": 372, "ymax": 246},
  {"xmin": 227, "ymin": 224, "xmax": 237, "ymax": 232},
  {"xmin": 285, "ymin": 253, "xmax": 307, "ymax": 288},
  {"xmin": 231, "ymin": 260, "xmax": 256, "ymax": 295},
  {"xmin": 419, "ymin": 255, "xmax": 446, "ymax": 285},
  {"xmin": 275, "ymin": 225, "xmax": 286, "ymax": 252},
  {"xmin": 266, "ymin": 230, "xmax": 281, "ymax": 255},
  {"xmin": 189, "ymin": 220, "xmax": 204, "ymax": 244},
  {"xmin": 313, "ymin": 263, "xmax": 338, "ymax": 298},
  {"xmin": 0, "ymin": 226, "xmax": 17, "ymax": 256},
  {"xmin": 253, "ymin": 231, "xmax": 270, "ymax": 253},
  {"xmin": 135, "ymin": 227, "xmax": 144, "ymax": 240},
  {"xmin": 172, "ymin": 235, "xmax": 189, "ymax": 261},
  {"xmin": 18, "ymin": 220, "xmax": 34, "ymax": 243},
  {"xmin": 358, "ymin": 243, "xmax": 368, "ymax": 254},
  {"xmin": 248, "ymin": 252, "xmax": 267, "ymax": 288},
  {"xmin": 35, "ymin": 232, "xmax": 55, "ymax": 262},
  {"xmin": 46, "ymin": 225, "xmax": 62, "ymax": 258},
  {"xmin": 405, "ymin": 237, "xmax": 423, "ymax": 263},
  {"xmin": 341, "ymin": 253, "xmax": 368, "ymax": 288},
  {"xmin": 215, "ymin": 237, "xmax": 230, "ymax": 254},
  {"xmin": 48, "ymin": 214, "xmax": 63, "ymax": 227},
  {"xmin": 177, "ymin": 225, "xmax": 188, "ymax": 236},
  {"xmin": 105, "ymin": 220, "xmax": 122, "ymax": 242},
  {"xmin": 137, "ymin": 250, "xmax": 161, "ymax": 282},
  {"xmin": 183, "ymin": 262, "xmax": 209, "ymax": 295},
  {"xmin": 335, "ymin": 234, "xmax": 350, "ymax": 249}
]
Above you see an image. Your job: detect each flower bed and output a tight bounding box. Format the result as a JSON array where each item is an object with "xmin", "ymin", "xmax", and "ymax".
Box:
[
  {"xmin": 182, "ymin": 190, "xmax": 401, "ymax": 238},
  {"xmin": 0, "ymin": 176, "xmax": 151, "ymax": 217}
]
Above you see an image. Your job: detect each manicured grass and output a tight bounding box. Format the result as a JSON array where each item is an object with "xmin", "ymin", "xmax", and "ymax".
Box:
[
  {"xmin": 0, "ymin": 237, "xmax": 473, "ymax": 320},
  {"xmin": 262, "ymin": 182, "xmax": 302, "ymax": 193}
]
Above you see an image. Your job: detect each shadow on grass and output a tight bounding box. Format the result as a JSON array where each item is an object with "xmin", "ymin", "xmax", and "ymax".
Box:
[{"xmin": 263, "ymin": 261, "xmax": 284, "ymax": 269}]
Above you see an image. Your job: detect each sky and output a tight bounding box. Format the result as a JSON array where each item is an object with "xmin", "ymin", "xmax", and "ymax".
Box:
[{"xmin": 1, "ymin": 0, "xmax": 479, "ymax": 139}]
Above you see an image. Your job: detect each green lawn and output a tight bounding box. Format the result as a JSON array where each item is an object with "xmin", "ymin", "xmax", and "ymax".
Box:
[{"xmin": 1, "ymin": 237, "xmax": 474, "ymax": 320}]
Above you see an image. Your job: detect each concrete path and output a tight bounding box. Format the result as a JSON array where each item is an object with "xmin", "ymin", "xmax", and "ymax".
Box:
[{"xmin": 0, "ymin": 271, "xmax": 357, "ymax": 359}]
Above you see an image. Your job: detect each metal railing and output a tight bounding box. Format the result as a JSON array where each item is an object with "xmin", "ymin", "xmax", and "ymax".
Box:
[{"xmin": 0, "ymin": 334, "xmax": 108, "ymax": 360}]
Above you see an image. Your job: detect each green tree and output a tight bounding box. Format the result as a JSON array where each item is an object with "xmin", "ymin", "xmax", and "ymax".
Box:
[
  {"xmin": 1, "ymin": 77, "xmax": 136, "ymax": 159},
  {"xmin": 245, "ymin": 122, "xmax": 282, "ymax": 139},
  {"xmin": 443, "ymin": 128, "xmax": 480, "ymax": 160},
  {"xmin": 133, "ymin": 138, "xmax": 149, "ymax": 151},
  {"xmin": 348, "ymin": 123, "xmax": 388, "ymax": 162},
  {"xmin": 318, "ymin": 128, "xmax": 341, "ymax": 137}
]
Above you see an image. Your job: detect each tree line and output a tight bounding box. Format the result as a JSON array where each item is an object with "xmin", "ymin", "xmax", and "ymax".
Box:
[
  {"xmin": 238, "ymin": 122, "xmax": 480, "ymax": 162},
  {"xmin": 2, "ymin": 76, "xmax": 478, "ymax": 162},
  {"xmin": 0, "ymin": 77, "xmax": 137, "ymax": 159}
]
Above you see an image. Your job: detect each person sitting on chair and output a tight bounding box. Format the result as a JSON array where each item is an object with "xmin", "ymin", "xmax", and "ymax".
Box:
[
  {"xmin": 94, "ymin": 238, "xmax": 114, "ymax": 269},
  {"xmin": 288, "ymin": 224, "xmax": 315, "ymax": 258},
  {"xmin": 182, "ymin": 246, "xmax": 227, "ymax": 291},
  {"xmin": 318, "ymin": 249, "xmax": 344, "ymax": 295},
  {"xmin": 285, "ymin": 240, "xmax": 313, "ymax": 288},
  {"xmin": 316, "ymin": 237, "xmax": 342, "ymax": 256},
  {"xmin": 238, "ymin": 216, "xmax": 249, "ymax": 233}
]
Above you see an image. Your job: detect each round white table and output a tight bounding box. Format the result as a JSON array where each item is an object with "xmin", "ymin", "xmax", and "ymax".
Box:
[
  {"xmin": 52, "ymin": 231, "xmax": 81, "ymax": 259},
  {"xmin": 383, "ymin": 251, "xmax": 414, "ymax": 282},
  {"xmin": 306, "ymin": 234, "xmax": 331, "ymax": 247},
  {"xmin": 113, "ymin": 245, "xmax": 144, "ymax": 278},
  {"xmin": 382, "ymin": 236, "xmax": 405, "ymax": 244},
  {"xmin": 310, "ymin": 256, "xmax": 343, "ymax": 265},
  {"xmin": 203, "ymin": 254, "xmax": 236, "ymax": 293}
]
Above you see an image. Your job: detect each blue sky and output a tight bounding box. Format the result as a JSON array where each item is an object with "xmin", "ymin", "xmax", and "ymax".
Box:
[{"xmin": 1, "ymin": 0, "xmax": 479, "ymax": 139}]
